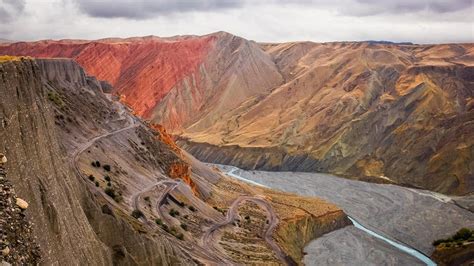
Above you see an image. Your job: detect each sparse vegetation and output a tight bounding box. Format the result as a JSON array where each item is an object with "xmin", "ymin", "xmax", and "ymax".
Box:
[
  {"xmin": 104, "ymin": 187, "xmax": 116, "ymax": 199},
  {"xmin": 0, "ymin": 55, "xmax": 31, "ymax": 62},
  {"xmin": 161, "ymin": 224, "xmax": 169, "ymax": 232},
  {"xmin": 213, "ymin": 206, "xmax": 226, "ymax": 215},
  {"xmin": 169, "ymin": 208, "xmax": 180, "ymax": 217},
  {"xmin": 131, "ymin": 209, "xmax": 144, "ymax": 219},
  {"xmin": 103, "ymin": 164, "xmax": 111, "ymax": 172},
  {"xmin": 433, "ymin": 228, "xmax": 474, "ymax": 248},
  {"xmin": 47, "ymin": 91, "xmax": 65, "ymax": 107}
]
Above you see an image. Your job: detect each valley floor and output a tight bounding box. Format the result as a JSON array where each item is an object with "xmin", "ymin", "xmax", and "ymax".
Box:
[{"xmin": 214, "ymin": 165, "xmax": 474, "ymax": 265}]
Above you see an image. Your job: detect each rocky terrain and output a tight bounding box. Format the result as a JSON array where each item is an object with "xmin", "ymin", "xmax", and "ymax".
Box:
[
  {"xmin": 0, "ymin": 57, "xmax": 348, "ymax": 265},
  {"xmin": 0, "ymin": 155, "xmax": 41, "ymax": 265},
  {"xmin": 1, "ymin": 33, "xmax": 472, "ymax": 195}
]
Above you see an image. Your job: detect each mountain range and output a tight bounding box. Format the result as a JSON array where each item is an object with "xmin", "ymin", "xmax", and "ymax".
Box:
[{"xmin": 1, "ymin": 32, "xmax": 472, "ymax": 196}]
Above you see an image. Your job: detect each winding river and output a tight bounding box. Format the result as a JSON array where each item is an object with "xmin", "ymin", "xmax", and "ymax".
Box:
[{"xmin": 217, "ymin": 165, "xmax": 474, "ymax": 266}]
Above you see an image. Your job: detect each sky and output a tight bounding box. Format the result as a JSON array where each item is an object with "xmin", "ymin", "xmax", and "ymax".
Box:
[{"xmin": 0, "ymin": 0, "xmax": 473, "ymax": 44}]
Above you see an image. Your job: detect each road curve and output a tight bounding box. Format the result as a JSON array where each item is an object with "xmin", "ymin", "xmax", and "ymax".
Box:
[{"xmin": 202, "ymin": 194, "xmax": 293, "ymax": 265}]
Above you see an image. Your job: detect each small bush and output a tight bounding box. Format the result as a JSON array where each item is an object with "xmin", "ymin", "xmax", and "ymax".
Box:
[
  {"xmin": 155, "ymin": 218, "xmax": 163, "ymax": 225},
  {"xmin": 91, "ymin": 161, "xmax": 97, "ymax": 167},
  {"xmin": 104, "ymin": 187, "xmax": 116, "ymax": 199},
  {"xmin": 107, "ymin": 182, "xmax": 112, "ymax": 187},
  {"xmin": 144, "ymin": 196, "xmax": 150, "ymax": 202},
  {"xmin": 95, "ymin": 181, "xmax": 99, "ymax": 187},
  {"xmin": 176, "ymin": 233, "xmax": 184, "ymax": 240},
  {"xmin": 88, "ymin": 175, "xmax": 95, "ymax": 181},
  {"xmin": 161, "ymin": 224, "xmax": 169, "ymax": 232},
  {"xmin": 245, "ymin": 215, "xmax": 250, "ymax": 220},
  {"xmin": 131, "ymin": 209, "xmax": 144, "ymax": 219},
  {"xmin": 188, "ymin": 206, "xmax": 197, "ymax": 212},
  {"xmin": 169, "ymin": 209, "xmax": 180, "ymax": 217},
  {"xmin": 453, "ymin": 228, "xmax": 472, "ymax": 241},
  {"xmin": 178, "ymin": 201, "xmax": 185, "ymax": 207},
  {"xmin": 104, "ymin": 175, "xmax": 111, "ymax": 182},
  {"xmin": 95, "ymin": 161, "xmax": 101, "ymax": 167},
  {"xmin": 103, "ymin": 165, "xmax": 111, "ymax": 172},
  {"xmin": 114, "ymin": 195, "xmax": 123, "ymax": 203},
  {"xmin": 47, "ymin": 91, "xmax": 65, "ymax": 107},
  {"xmin": 180, "ymin": 223, "xmax": 188, "ymax": 231}
]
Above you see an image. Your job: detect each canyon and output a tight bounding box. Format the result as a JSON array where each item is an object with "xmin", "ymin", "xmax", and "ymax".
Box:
[
  {"xmin": 0, "ymin": 57, "xmax": 349, "ymax": 265},
  {"xmin": 1, "ymin": 32, "xmax": 472, "ymax": 195},
  {"xmin": 1, "ymin": 31, "xmax": 473, "ymax": 265}
]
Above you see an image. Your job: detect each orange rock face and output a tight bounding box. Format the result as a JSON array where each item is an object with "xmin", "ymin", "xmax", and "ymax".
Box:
[
  {"xmin": 0, "ymin": 36, "xmax": 216, "ymax": 117},
  {"xmin": 168, "ymin": 162, "xmax": 198, "ymax": 196},
  {"xmin": 150, "ymin": 123, "xmax": 180, "ymax": 154}
]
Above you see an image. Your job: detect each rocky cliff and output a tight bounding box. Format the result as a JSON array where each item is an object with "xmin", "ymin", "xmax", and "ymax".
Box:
[{"xmin": 0, "ymin": 58, "xmax": 188, "ymax": 265}]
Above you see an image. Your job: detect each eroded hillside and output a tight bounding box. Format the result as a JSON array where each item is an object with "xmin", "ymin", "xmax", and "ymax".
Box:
[
  {"xmin": 0, "ymin": 58, "xmax": 348, "ymax": 265},
  {"xmin": 2, "ymin": 34, "xmax": 471, "ymax": 195}
]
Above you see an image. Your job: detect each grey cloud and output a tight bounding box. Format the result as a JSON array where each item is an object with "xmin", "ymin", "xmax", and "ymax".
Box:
[
  {"xmin": 72, "ymin": 0, "xmax": 473, "ymax": 19},
  {"xmin": 258, "ymin": 0, "xmax": 472, "ymax": 16},
  {"xmin": 345, "ymin": 0, "xmax": 473, "ymax": 16},
  {"xmin": 0, "ymin": 0, "xmax": 26, "ymax": 22},
  {"xmin": 73, "ymin": 0, "xmax": 243, "ymax": 19}
]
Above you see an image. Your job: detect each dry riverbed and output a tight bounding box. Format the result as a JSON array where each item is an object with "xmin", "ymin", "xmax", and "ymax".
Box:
[{"xmin": 215, "ymin": 165, "xmax": 474, "ymax": 265}]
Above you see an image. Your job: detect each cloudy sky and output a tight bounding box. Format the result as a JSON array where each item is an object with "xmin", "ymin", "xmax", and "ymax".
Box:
[{"xmin": 1, "ymin": 0, "xmax": 473, "ymax": 43}]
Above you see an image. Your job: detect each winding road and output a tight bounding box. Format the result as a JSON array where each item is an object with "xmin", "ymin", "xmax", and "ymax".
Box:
[{"xmin": 201, "ymin": 194, "xmax": 293, "ymax": 264}]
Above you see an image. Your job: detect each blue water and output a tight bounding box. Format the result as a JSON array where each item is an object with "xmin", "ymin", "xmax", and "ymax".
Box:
[
  {"xmin": 348, "ymin": 217, "xmax": 436, "ymax": 266},
  {"xmin": 225, "ymin": 166, "xmax": 437, "ymax": 266}
]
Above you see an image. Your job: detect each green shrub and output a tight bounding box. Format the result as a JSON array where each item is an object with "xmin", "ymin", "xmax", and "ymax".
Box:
[
  {"xmin": 176, "ymin": 233, "xmax": 184, "ymax": 240},
  {"xmin": 104, "ymin": 175, "xmax": 111, "ymax": 182},
  {"xmin": 161, "ymin": 224, "xmax": 169, "ymax": 232},
  {"xmin": 47, "ymin": 91, "xmax": 65, "ymax": 107},
  {"xmin": 104, "ymin": 187, "xmax": 116, "ymax": 199},
  {"xmin": 91, "ymin": 161, "xmax": 97, "ymax": 167},
  {"xmin": 144, "ymin": 196, "xmax": 150, "ymax": 202},
  {"xmin": 131, "ymin": 209, "xmax": 144, "ymax": 219},
  {"xmin": 95, "ymin": 161, "xmax": 101, "ymax": 167},
  {"xmin": 95, "ymin": 181, "xmax": 99, "ymax": 187},
  {"xmin": 114, "ymin": 195, "xmax": 123, "ymax": 203},
  {"xmin": 155, "ymin": 218, "xmax": 163, "ymax": 225},
  {"xmin": 107, "ymin": 182, "xmax": 112, "ymax": 187},
  {"xmin": 188, "ymin": 206, "xmax": 197, "ymax": 212},
  {"xmin": 103, "ymin": 164, "xmax": 111, "ymax": 172},
  {"xmin": 169, "ymin": 208, "xmax": 180, "ymax": 217},
  {"xmin": 88, "ymin": 175, "xmax": 95, "ymax": 181},
  {"xmin": 453, "ymin": 228, "xmax": 472, "ymax": 241},
  {"xmin": 180, "ymin": 223, "xmax": 188, "ymax": 231}
]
